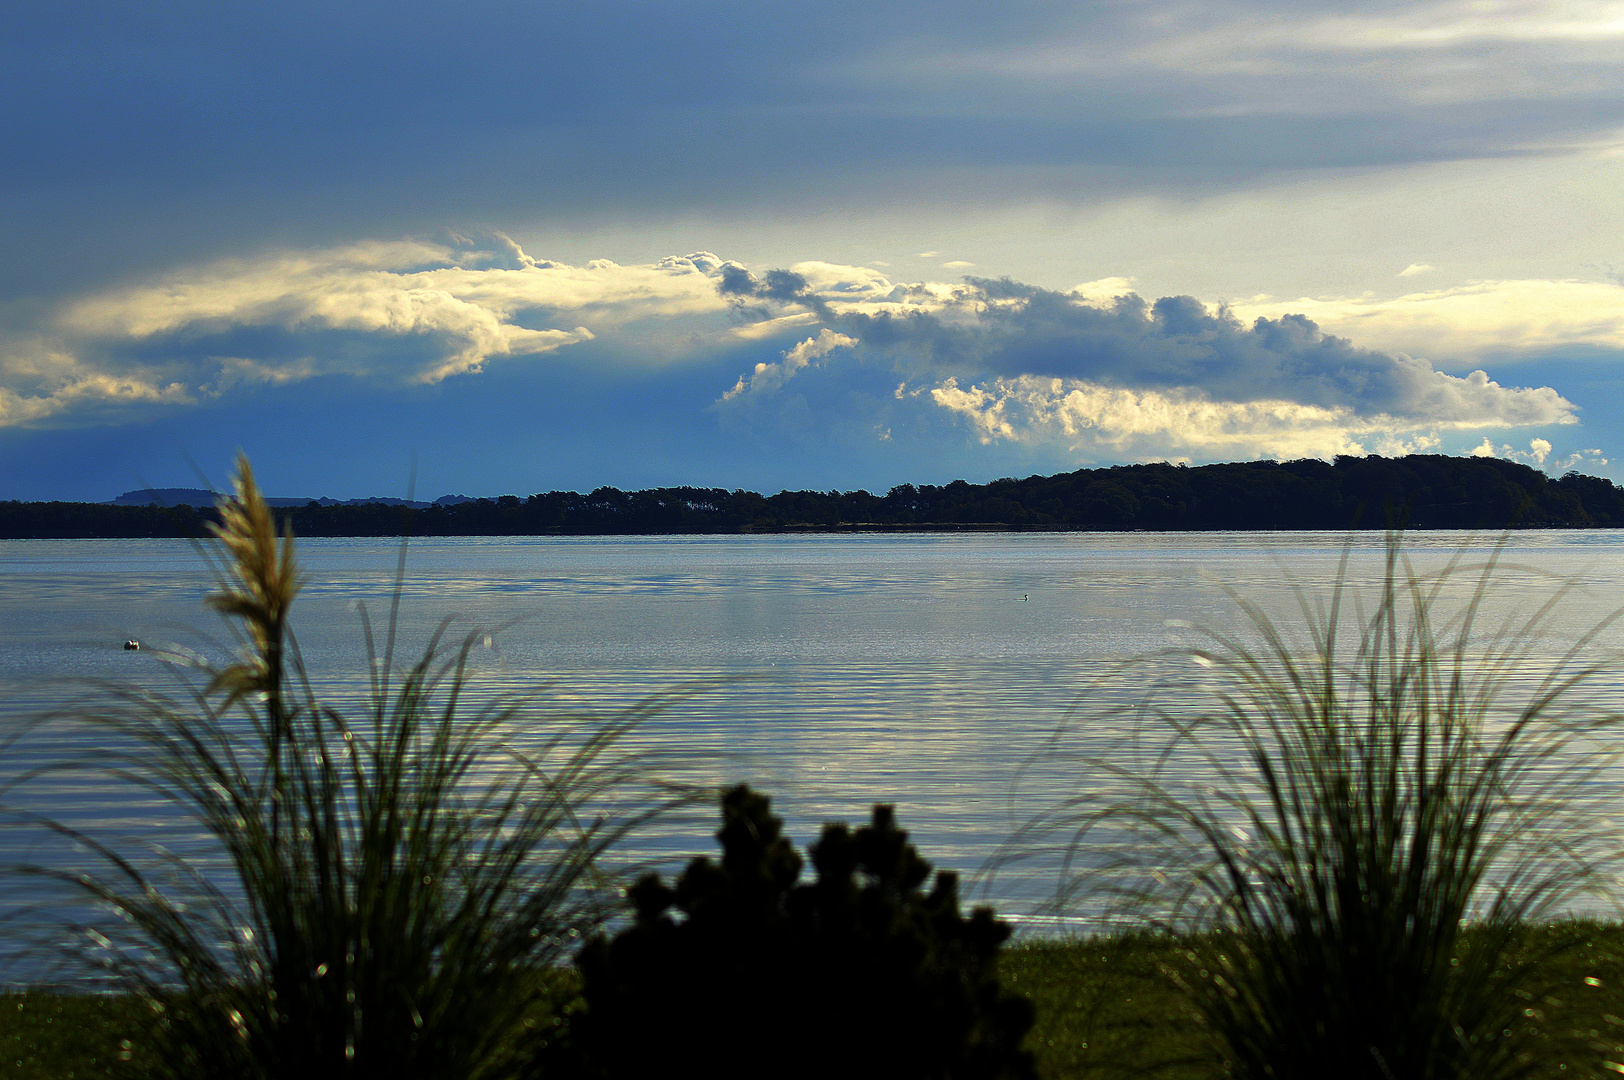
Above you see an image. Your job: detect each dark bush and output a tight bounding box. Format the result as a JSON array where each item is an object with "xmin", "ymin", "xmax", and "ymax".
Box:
[{"xmin": 562, "ymin": 785, "xmax": 1034, "ymax": 1080}]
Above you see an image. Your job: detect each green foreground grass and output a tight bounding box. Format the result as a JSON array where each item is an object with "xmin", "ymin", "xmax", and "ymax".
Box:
[
  {"xmin": 8, "ymin": 924, "xmax": 1624, "ymax": 1079},
  {"xmin": 0, "ymin": 993, "xmax": 152, "ymax": 1079},
  {"xmin": 1003, "ymin": 924, "xmax": 1624, "ymax": 1079}
]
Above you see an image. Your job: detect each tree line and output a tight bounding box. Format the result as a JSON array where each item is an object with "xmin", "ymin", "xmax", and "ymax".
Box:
[{"xmin": 5, "ymin": 454, "xmax": 1624, "ymax": 538}]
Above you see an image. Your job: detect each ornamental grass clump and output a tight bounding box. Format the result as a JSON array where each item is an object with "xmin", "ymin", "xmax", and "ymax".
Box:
[
  {"xmin": 1029, "ymin": 535, "xmax": 1624, "ymax": 1080},
  {"xmin": 9, "ymin": 455, "xmax": 667, "ymax": 1080}
]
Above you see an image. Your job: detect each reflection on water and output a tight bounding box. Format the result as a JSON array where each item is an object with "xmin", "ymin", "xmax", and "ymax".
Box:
[{"xmin": 4, "ymin": 530, "xmax": 1624, "ymax": 978}]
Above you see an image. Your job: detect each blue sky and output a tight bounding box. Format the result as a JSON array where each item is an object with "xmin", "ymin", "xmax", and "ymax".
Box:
[{"xmin": 4, "ymin": 1, "xmax": 1624, "ymax": 500}]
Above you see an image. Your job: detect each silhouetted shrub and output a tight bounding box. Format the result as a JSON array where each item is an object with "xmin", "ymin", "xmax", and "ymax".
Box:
[{"xmin": 563, "ymin": 785, "xmax": 1034, "ymax": 1080}]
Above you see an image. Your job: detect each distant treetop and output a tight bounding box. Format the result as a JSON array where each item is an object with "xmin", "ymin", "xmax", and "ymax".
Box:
[{"xmin": 10, "ymin": 455, "xmax": 1624, "ymax": 538}]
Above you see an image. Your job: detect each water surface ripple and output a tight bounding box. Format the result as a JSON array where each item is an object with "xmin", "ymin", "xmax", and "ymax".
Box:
[{"xmin": 4, "ymin": 531, "xmax": 1623, "ymax": 980}]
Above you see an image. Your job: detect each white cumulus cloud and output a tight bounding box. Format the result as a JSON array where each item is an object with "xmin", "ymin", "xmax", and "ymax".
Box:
[
  {"xmin": 926, "ymin": 374, "xmax": 1548, "ymax": 463},
  {"xmin": 723, "ymin": 328, "xmax": 857, "ymax": 401},
  {"xmin": 1469, "ymin": 436, "xmax": 1582, "ymax": 468}
]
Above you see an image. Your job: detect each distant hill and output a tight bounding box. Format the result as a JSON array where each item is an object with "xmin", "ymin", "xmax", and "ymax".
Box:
[
  {"xmin": 110, "ymin": 487, "xmax": 220, "ymax": 508},
  {"xmin": 6, "ymin": 455, "xmax": 1624, "ymax": 538}
]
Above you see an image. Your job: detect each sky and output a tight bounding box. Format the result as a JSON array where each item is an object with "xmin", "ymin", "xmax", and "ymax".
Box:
[{"xmin": 4, "ymin": 0, "xmax": 1624, "ymax": 501}]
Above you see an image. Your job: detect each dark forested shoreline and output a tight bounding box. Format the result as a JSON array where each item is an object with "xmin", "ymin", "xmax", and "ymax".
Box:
[{"xmin": 7, "ymin": 454, "xmax": 1624, "ymax": 538}]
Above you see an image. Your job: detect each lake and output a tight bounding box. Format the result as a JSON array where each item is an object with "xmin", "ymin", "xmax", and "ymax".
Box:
[{"xmin": 3, "ymin": 530, "xmax": 1624, "ymax": 976}]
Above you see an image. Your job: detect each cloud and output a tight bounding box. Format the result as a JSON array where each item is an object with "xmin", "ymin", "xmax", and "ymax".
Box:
[
  {"xmin": 723, "ymin": 261, "xmax": 905, "ymax": 310},
  {"xmin": 1399, "ymin": 263, "xmax": 1435, "ymax": 276},
  {"xmin": 0, "ymin": 340, "xmax": 197, "ymax": 427},
  {"xmin": 1373, "ymin": 433, "xmax": 1442, "ymax": 457},
  {"xmin": 928, "ymin": 375, "xmax": 1379, "ymax": 460},
  {"xmin": 722, "ymin": 328, "xmax": 857, "ymax": 401},
  {"xmin": 55, "ymin": 237, "xmax": 736, "ymax": 384},
  {"xmin": 1228, "ymin": 278, "xmax": 1624, "ymax": 360},
  {"xmin": 9, "ymin": 0, "xmax": 1624, "ymax": 324},
  {"xmin": 815, "ymin": 279, "xmax": 1575, "ymax": 427},
  {"xmin": 705, "ymin": 263, "xmax": 1582, "ymax": 465},
  {"xmin": 943, "ymin": 260, "xmax": 975, "ymax": 269},
  {"xmin": 1554, "ymin": 447, "xmax": 1610, "ymax": 471},
  {"xmin": 925, "ymin": 374, "xmax": 1570, "ymax": 465},
  {"xmin": 1466, "ymin": 435, "xmax": 1597, "ymax": 470},
  {"xmin": 0, "ymin": 235, "xmax": 744, "ymax": 427},
  {"xmin": 0, "ymin": 238, "xmax": 1595, "ymax": 475},
  {"xmin": 0, "ymin": 373, "xmax": 193, "ymax": 427},
  {"xmin": 942, "ymin": 0, "xmax": 1624, "ymax": 116},
  {"xmin": 1070, "ymin": 277, "xmax": 1139, "ymax": 304},
  {"xmin": 730, "ymin": 312, "xmax": 820, "ymax": 341}
]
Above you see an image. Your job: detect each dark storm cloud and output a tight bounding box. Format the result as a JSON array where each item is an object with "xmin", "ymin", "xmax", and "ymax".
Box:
[
  {"xmin": 718, "ymin": 267, "xmax": 836, "ymax": 326},
  {"xmin": 718, "ymin": 265, "xmax": 759, "ymax": 297},
  {"xmin": 5, "ymin": 1, "xmax": 1623, "ymax": 303}
]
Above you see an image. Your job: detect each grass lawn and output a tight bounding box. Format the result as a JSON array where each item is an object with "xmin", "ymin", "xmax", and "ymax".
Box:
[
  {"xmin": 0, "ymin": 993, "xmax": 156, "ymax": 1079},
  {"xmin": 6, "ymin": 926, "xmax": 1624, "ymax": 1078},
  {"xmin": 999, "ymin": 923, "xmax": 1624, "ymax": 1079}
]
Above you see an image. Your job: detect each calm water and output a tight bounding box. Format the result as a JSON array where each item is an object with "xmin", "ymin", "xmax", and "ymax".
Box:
[{"xmin": 4, "ymin": 530, "xmax": 1624, "ymax": 976}]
